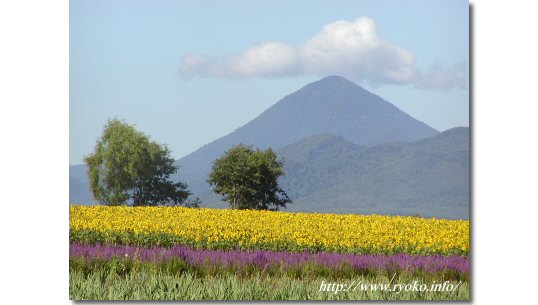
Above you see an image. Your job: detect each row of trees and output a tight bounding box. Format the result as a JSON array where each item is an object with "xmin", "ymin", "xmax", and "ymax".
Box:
[{"xmin": 84, "ymin": 119, "xmax": 291, "ymax": 210}]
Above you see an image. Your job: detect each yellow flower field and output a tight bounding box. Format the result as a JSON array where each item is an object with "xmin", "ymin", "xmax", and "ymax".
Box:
[{"xmin": 70, "ymin": 205, "xmax": 469, "ymax": 255}]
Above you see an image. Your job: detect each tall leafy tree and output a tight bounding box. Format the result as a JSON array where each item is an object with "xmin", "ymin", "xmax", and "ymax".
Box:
[
  {"xmin": 84, "ymin": 119, "xmax": 195, "ymax": 206},
  {"xmin": 207, "ymin": 144, "xmax": 291, "ymax": 210}
]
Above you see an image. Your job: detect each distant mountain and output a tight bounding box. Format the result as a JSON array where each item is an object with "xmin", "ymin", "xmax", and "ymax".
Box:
[
  {"xmin": 280, "ymin": 127, "xmax": 470, "ymax": 219},
  {"xmin": 69, "ymin": 164, "xmax": 93, "ymax": 204},
  {"xmin": 174, "ymin": 75, "xmax": 438, "ymax": 193}
]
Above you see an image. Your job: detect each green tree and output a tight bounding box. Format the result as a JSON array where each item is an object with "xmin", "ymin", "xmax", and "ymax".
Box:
[
  {"xmin": 84, "ymin": 118, "xmax": 196, "ymax": 207},
  {"xmin": 207, "ymin": 144, "xmax": 291, "ymax": 210}
]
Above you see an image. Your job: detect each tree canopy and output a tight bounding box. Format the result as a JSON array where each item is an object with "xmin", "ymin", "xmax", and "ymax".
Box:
[
  {"xmin": 207, "ymin": 144, "xmax": 291, "ymax": 210},
  {"xmin": 84, "ymin": 119, "xmax": 196, "ymax": 207}
]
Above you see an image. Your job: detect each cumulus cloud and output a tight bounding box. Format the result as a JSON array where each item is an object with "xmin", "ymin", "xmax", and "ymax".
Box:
[{"xmin": 179, "ymin": 17, "xmax": 467, "ymax": 90}]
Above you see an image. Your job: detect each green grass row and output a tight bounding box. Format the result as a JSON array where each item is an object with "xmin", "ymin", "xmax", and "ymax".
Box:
[{"xmin": 70, "ymin": 268, "xmax": 470, "ymax": 300}]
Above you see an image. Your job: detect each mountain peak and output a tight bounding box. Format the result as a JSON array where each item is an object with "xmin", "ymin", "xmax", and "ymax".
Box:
[
  {"xmin": 318, "ymin": 75, "xmax": 353, "ymax": 83},
  {"xmin": 303, "ymin": 75, "xmax": 365, "ymax": 92}
]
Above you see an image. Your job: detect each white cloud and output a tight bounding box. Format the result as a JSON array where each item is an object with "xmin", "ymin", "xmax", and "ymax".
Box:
[
  {"xmin": 180, "ymin": 42, "xmax": 299, "ymax": 78},
  {"xmin": 179, "ymin": 17, "xmax": 467, "ymax": 90},
  {"xmin": 296, "ymin": 17, "xmax": 417, "ymax": 84}
]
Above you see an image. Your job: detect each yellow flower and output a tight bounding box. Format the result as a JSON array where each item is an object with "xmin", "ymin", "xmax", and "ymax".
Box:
[{"xmin": 70, "ymin": 205, "xmax": 469, "ymax": 255}]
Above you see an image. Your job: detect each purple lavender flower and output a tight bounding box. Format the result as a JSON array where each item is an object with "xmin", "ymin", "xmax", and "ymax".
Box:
[{"xmin": 70, "ymin": 243, "xmax": 470, "ymax": 274}]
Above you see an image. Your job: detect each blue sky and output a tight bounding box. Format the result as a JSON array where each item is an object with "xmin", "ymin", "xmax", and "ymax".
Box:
[{"xmin": 70, "ymin": 0, "xmax": 469, "ymax": 165}]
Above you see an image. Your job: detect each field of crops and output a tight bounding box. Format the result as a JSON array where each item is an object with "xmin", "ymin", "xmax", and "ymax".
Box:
[{"xmin": 69, "ymin": 205, "xmax": 470, "ymax": 300}]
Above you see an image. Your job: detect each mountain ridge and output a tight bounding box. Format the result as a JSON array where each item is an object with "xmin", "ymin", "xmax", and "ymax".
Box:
[
  {"xmin": 281, "ymin": 127, "xmax": 469, "ymax": 219},
  {"xmin": 174, "ymin": 75, "xmax": 439, "ymax": 193}
]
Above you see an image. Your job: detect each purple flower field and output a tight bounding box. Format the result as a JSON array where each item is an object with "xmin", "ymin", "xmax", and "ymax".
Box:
[{"xmin": 70, "ymin": 243, "xmax": 469, "ymax": 274}]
